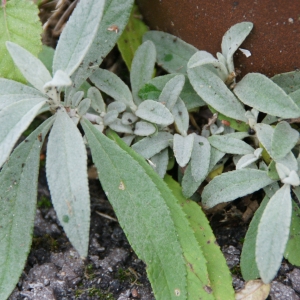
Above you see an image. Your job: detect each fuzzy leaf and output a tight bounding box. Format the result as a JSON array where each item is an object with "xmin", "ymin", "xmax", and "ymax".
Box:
[
  {"xmin": 256, "ymin": 184, "xmax": 292, "ymax": 283},
  {"xmin": 173, "ymin": 134, "xmax": 194, "ymax": 167},
  {"xmin": 135, "ymin": 100, "xmax": 174, "ymax": 126},
  {"xmin": 254, "ymin": 123, "xmax": 274, "ymax": 157},
  {"xmin": 46, "ymin": 108, "xmax": 90, "ymax": 257},
  {"xmin": 104, "ymin": 110, "xmax": 118, "ymax": 126},
  {"xmin": 208, "ymin": 147, "xmax": 226, "ymax": 172},
  {"xmin": 43, "ymin": 70, "xmax": 71, "ymax": 90},
  {"xmin": 134, "ymin": 121, "xmax": 156, "ymax": 136},
  {"xmin": 143, "ymin": 31, "xmax": 197, "ymax": 74},
  {"xmin": 172, "ymin": 97, "xmax": 189, "ymax": 136},
  {"xmin": 107, "ymin": 101, "xmax": 126, "ymax": 113},
  {"xmin": 121, "ymin": 112, "xmax": 138, "ymax": 125},
  {"xmin": 132, "ymin": 132, "xmax": 173, "ymax": 159},
  {"xmin": 87, "ymin": 87, "xmax": 106, "ymax": 113},
  {"xmin": 0, "ymin": 0, "xmax": 42, "ymax": 82},
  {"xmin": 202, "ymin": 169, "xmax": 274, "ymax": 208},
  {"xmin": 71, "ymin": 91, "xmax": 84, "ymax": 108},
  {"xmin": 271, "ymin": 71, "xmax": 300, "ymax": 94},
  {"xmin": 188, "ymin": 66, "xmax": 247, "ymax": 121},
  {"xmin": 0, "ymin": 117, "xmax": 54, "ymax": 300},
  {"xmin": 77, "ymin": 98, "xmax": 91, "ymax": 116},
  {"xmin": 109, "ymin": 119, "xmax": 133, "ymax": 134},
  {"xmin": 53, "ymin": 0, "xmax": 105, "ymax": 76},
  {"xmin": 149, "ymin": 148, "xmax": 169, "ymax": 178},
  {"xmin": 0, "ymin": 98, "xmax": 46, "ymax": 168},
  {"xmin": 234, "ymin": 73, "xmax": 300, "ymax": 118}
]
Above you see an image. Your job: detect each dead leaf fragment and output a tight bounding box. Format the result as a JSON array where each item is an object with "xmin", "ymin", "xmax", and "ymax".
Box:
[{"xmin": 235, "ymin": 280, "xmax": 270, "ymax": 300}]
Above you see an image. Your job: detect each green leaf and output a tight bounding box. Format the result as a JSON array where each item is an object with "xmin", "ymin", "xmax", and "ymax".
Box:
[
  {"xmin": 234, "ymin": 73, "xmax": 300, "ymax": 118},
  {"xmin": 103, "ymin": 129, "xmax": 216, "ymax": 299},
  {"xmin": 173, "ymin": 134, "xmax": 194, "ymax": 167},
  {"xmin": 172, "ymin": 97, "xmax": 189, "ymax": 136},
  {"xmin": 117, "ymin": 4, "xmax": 148, "ymax": 71},
  {"xmin": 271, "ymin": 71, "xmax": 300, "ymax": 94},
  {"xmin": 46, "ymin": 108, "xmax": 90, "ymax": 257},
  {"xmin": 188, "ymin": 66, "xmax": 247, "ymax": 122},
  {"xmin": 240, "ymin": 195, "xmax": 270, "ymax": 281},
  {"xmin": 254, "ymin": 123, "xmax": 274, "ymax": 157},
  {"xmin": 164, "ymin": 175, "xmax": 235, "ymax": 300},
  {"xmin": 87, "ymin": 87, "xmax": 106, "ymax": 113},
  {"xmin": 131, "ymin": 40, "xmax": 156, "ymax": 106},
  {"xmin": 0, "ymin": 0, "xmax": 42, "ymax": 82},
  {"xmin": 0, "ymin": 117, "xmax": 54, "ymax": 300},
  {"xmin": 0, "ymin": 98, "xmax": 46, "ymax": 168},
  {"xmin": 38, "ymin": 45, "xmax": 54, "ymax": 74},
  {"xmin": 149, "ymin": 148, "xmax": 169, "ymax": 178},
  {"xmin": 267, "ymin": 160, "xmax": 280, "ymax": 180},
  {"xmin": 256, "ymin": 184, "xmax": 292, "ymax": 283},
  {"xmin": 134, "ymin": 121, "xmax": 156, "ymax": 136},
  {"xmin": 202, "ymin": 169, "xmax": 274, "ymax": 208},
  {"xmin": 143, "ymin": 31, "xmax": 198, "ymax": 74}
]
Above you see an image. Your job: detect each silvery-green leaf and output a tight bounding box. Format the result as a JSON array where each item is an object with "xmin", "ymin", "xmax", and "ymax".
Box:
[
  {"xmin": 122, "ymin": 112, "xmax": 138, "ymax": 125},
  {"xmin": 121, "ymin": 135, "xmax": 135, "ymax": 146},
  {"xmin": 0, "ymin": 79, "xmax": 45, "ymax": 110},
  {"xmin": 188, "ymin": 66, "xmax": 247, "ymax": 121},
  {"xmin": 135, "ymin": 100, "xmax": 174, "ymax": 126},
  {"xmin": 282, "ymin": 170, "xmax": 300, "ymax": 186},
  {"xmin": 107, "ymin": 101, "xmax": 126, "ymax": 113},
  {"xmin": 173, "ymin": 134, "xmax": 194, "ymax": 167},
  {"xmin": 53, "ymin": 0, "xmax": 105, "ymax": 76},
  {"xmin": 109, "ymin": 119, "xmax": 133, "ymax": 134},
  {"xmin": 104, "ymin": 110, "xmax": 118, "ymax": 126},
  {"xmin": 234, "ymin": 73, "xmax": 300, "ymax": 118},
  {"xmin": 254, "ymin": 123, "xmax": 274, "ymax": 157},
  {"xmin": 236, "ymin": 154, "xmax": 259, "ymax": 169},
  {"xmin": 46, "ymin": 108, "xmax": 90, "ymax": 257},
  {"xmin": 268, "ymin": 160, "xmax": 280, "ymax": 181},
  {"xmin": 261, "ymin": 114, "xmax": 279, "ymax": 125},
  {"xmin": 256, "ymin": 184, "xmax": 292, "ymax": 283},
  {"xmin": 208, "ymin": 147, "xmax": 226, "ymax": 172},
  {"xmin": 77, "ymin": 98, "xmax": 91, "ymax": 116},
  {"xmin": 263, "ymin": 181, "xmax": 280, "ymax": 198},
  {"xmin": 187, "ymin": 51, "xmax": 216, "ymax": 68},
  {"xmin": 202, "ymin": 169, "xmax": 274, "ymax": 208},
  {"xmin": 89, "ymin": 68, "xmax": 135, "ymax": 110},
  {"xmin": 71, "ymin": 91, "xmax": 84, "ymax": 108},
  {"xmin": 182, "ymin": 162, "xmax": 200, "ymax": 198},
  {"xmin": 132, "ymin": 132, "xmax": 173, "ymax": 159},
  {"xmin": 87, "ymin": 87, "xmax": 106, "ymax": 113},
  {"xmin": 6, "ymin": 41, "xmax": 52, "ymax": 93},
  {"xmin": 216, "ymin": 52, "xmax": 227, "ymax": 67},
  {"xmin": 134, "ymin": 121, "xmax": 156, "ymax": 136},
  {"xmin": 0, "ymin": 98, "xmax": 46, "ymax": 168},
  {"xmin": 275, "ymin": 152, "xmax": 298, "ymax": 172},
  {"xmin": 271, "ymin": 71, "xmax": 300, "ymax": 94},
  {"xmin": 225, "ymin": 132, "xmax": 250, "ymax": 139},
  {"xmin": 43, "ymin": 70, "xmax": 72, "ymax": 91},
  {"xmin": 159, "ymin": 75, "xmax": 185, "ymax": 110},
  {"xmin": 94, "ymin": 124, "xmax": 104, "ymax": 133},
  {"xmin": 210, "ymin": 124, "xmax": 224, "ymax": 135},
  {"xmin": 172, "ymin": 97, "xmax": 189, "ymax": 136},
  {"xmin": 149, "ymin": 148, "xmax": 169, "ymax": 178},
  {"xmin": 131, "ymin": 40, "xmax": 156, "ymax": 106},
  {"xmin": 143, "ymin": 31, "xmax": 198, "ymax": 74},
  {"xmin": 289, "ymin": 89, "xmax": 300, "ymax": 108},
  {"xmin": 208, "ymin": 135, "xmax": 254, "ymax": 155},
  {"xmin": 271, "ymin": 121, "xmax": 299, "ymax": 160},
  {"xmin": 221, "ymin": 22, "xmax": 253, "ymax": 73}
]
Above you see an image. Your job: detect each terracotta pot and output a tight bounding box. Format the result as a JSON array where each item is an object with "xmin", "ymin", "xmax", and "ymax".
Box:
[{"xmin": 137, "ymin": 0, "xmax": 300, "ymax": 77}]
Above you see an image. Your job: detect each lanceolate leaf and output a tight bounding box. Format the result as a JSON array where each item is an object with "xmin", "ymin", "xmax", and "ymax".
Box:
[
  {"xmin": 188, "ymin": 66, "xmax": 247, "ymax": 122},
  {"xmin": 202, "ymin": 169, "xmax": 274, "ymax": 208},
  {"xmin": 234, "ymin": 73, "xmax": 300, "ymax": 118},
  {"xmin": 271, "ymin": 70, "xmax": 300, "ymax": 94},
  {"xmin": 0, "ymin": 0, "xmax": 42, "ymax": 82},
  {"xmin": 172, "ymin": 97, "xmax": 189, "ymax": 136},
  {"xmin": 0, "ymin": 98, "xmax": 46, "ymax": 168},
  {"xmin": 82, "ymin": 122, "xmax": 189, "ymax": 300},
  {"xmin": 256, "ymin": 184, "xmax": 292, "ymax": 283},
  {"xmin": 46, "ymin": 108, "xmax": 90, "ymax": 257},
  {"xmin": 254, "ymin": 123, "xmax": 274, "ymax": 157},
  {"xmin": 53, "ymin": 0, "xmax": 105, "ymax": 76},
  {"xmin": 0, "ymin": 117, "xmax": 54, "ymax": 300}
]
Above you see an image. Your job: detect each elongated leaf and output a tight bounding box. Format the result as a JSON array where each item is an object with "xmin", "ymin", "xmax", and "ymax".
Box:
[
  {"xmin": 143, "ymin": 31, "xmax": 198, "ymax": 74},
  {"xmin": 240, "ymin": 195, "xmax": 270, "ymax": 281},
  {"xmin": 89, "ymin": 68, "xmax": 136, "ymax": 110},
  {"xmin": 38, "ymin": 45, "xmax": 54, "ymax": 74},
  {"xmin": 173, "ymin": 134, "xmax": 194, "ymax": 167},
  {"xmin": 208, "ymin": 135, "xmax": 254, "ymax": 155},
  {"xmin": 202, "ymin": 169, "xmax": 274, "ymax": 208},
  {"xmin": 0, "ymin": 98, "xmax": 46, "ymax": 168},
  {"xmin": 46, "ymin": 108, "xmax": 90, "ymax": 257},
  {"xmin": 188, "ymin": 66, "xmax": 247, "ymax": 121},
  {"xmin": 82, "ymin": 122, "xmax": 189, "ymax": 299},
  {"xmin": 208, "ymin": 147, "xmax": 226, "ymax": 172},
  {"xmin": 256, "ymin": 184, "xmax": 292, "ymax": 283},
  {"xmin": 182, "ymin": 162, "xmax": 201, "ymax": 198},
  {"xmin": 254, "ymin": 123, "xmax": 274, "ymax": 157},
  {"xmin": 234, "ymin": 73, "xmax": 300, "ymax": 118},
  {"xmin": 0, "ymin": 117, "xmax": 54, "ymax": 300},
  {"xmin": 87, "ymin": 87, "xmax": 106, "ymax": 113},
  {"xmin": 165, "ymin": 175, "xmax": 235, "ymax": 300},
  {"xmin": 6, "ymin": 42, "xmax": 52, "ymax": 92},
  {"xmin": 104, "ymin": 129, "xmax": 215, "ymax": 299},
  {"xmin": 172, "ymin": 97, "xmax": 189, "ymax": 136},
  {"xmin": 131, "ymin": 40, "xmax": 156, "ymax": 105},
  {"xmin": 271, "ymin": 71, "xmax": 300, "ymax": 94},
  {"xmin": 0, "ymin": 0, "xmax": 42, "ymax": 82},
  {"xmin": 53, "ymin": 0, "xmax": 105, "ymax": 76},
  {"xmin": 132, "ymin": 132, "xmax": 173, "ymax": 159},
  {"xmin": 149, "ymin": 148, "xmax": 169, "ymax": 178}
]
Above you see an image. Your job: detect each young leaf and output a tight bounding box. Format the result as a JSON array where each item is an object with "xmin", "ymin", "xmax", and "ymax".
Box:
[
  {"xmin": 149, "ymin": 148, "xmax": 169, "ymax": 178},
  {"xmin": 81, "ymin": 122, "xmax": 189, "ymax": 299},
  {"xmin": 143, "ymin": 31, "xmax": 198, "ymax": 74},
  {"xmin": 208, "ymin": 147, "xmax": 226, "ymax": 172},
  {"xmin": 46, "ymin": 108, "xmax": 90, "ymax": 257},
  {"xmin": 6, "ymin": 42, "xmax": 52, "ymax": 93},
  {"xmin": 135, "ymin": 100, "xmax": 174, "ymax": 126},
  {"xmin": 0, "ymin": 117, "xmax": 54, "ymax": 300},
  {"xmin": 172, "ymin": 97, "xmax": 189, "ymax": 136},
  {"xmin": 173, "ymin": 134, "xmax": 194, "ymax": 167},
  {"xmin": 71, "ymin": 91, "xmax": 84, "ymax": 108},
  {"xmin": 271, "ymin": 71, "xmax": 300, "ymax": 94},
  {"xmin": 134, "ymin": 121, "xmax": 156, "ymax": 136},
  {"xmin": 254, "ymin": 123, "xmax": 274, "ymax": 157},
  {"xmin": 77, "ymin": 98, "xmax": 91, "ymax": 116},
  {"xmin": 240, "ymin": 195, "xmax": 270, "ymax": 281},
  {"xmin": 0, "ymin": 0, "xmax": 42, "ymax": 82},
  {"xmin": 130, "ymin": 40, "xmax": 156, "ymax": 105},
  {"xmin": 121, "ymin": 112, "xmax": 138, "ymax": 125},
  {"xmin": 87, "ymin": 87, "xmax": 106, "ymax": 113},
  {"xmin": 109, "ymin": 119, "xmax": 133, "ymax": 134},
  {"xmin": 188, "ymin": 66, "xmax": 247, "ymax": 122},
  {"xmin": 53, "ymin": 0, "xmax": 105, "ymax": 76},
  {"xmin": 256, "ymin": 184, "xmax": 292, "ymax": 283},
  {"xmin": 104, "ymin": 110, "xmax": 119, "ymax": 126},
  {"xmin": 181, "ymin": 162, "xmax": 202, "ymax": 198},
  {"xmin": 0, "ymin": 98, "xmax": 46, "ymax": 168},
  {"xmin": 202, "ymin": 169, "xmax": 274, "ymax": 208},
  {"xmin": 107, "ymin": 101, "xmax": 126, "ymax": 113},
  {"xmin": 234, "ymin": 73, "xmax": 300, "ymax": 118}
]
